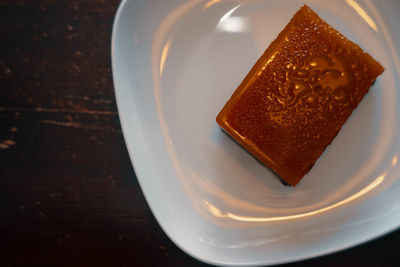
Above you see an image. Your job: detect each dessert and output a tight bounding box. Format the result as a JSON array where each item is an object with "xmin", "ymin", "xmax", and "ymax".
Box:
[{"xmin": 216, "ymin": 5, "xmax": 384, "ymax": 186}]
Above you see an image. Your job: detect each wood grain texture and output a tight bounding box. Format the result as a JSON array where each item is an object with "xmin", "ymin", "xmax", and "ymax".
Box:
[{"xmin": 0, "ymin": 0, "xmax": 399, "ymax": 266}]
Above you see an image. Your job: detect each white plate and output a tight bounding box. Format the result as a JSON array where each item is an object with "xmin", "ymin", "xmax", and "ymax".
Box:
[{"xmin": 111, "ymin": 0, "xmax": 400, "ymax": 265}]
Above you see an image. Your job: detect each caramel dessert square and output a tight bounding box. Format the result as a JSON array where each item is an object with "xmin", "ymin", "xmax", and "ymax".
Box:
[{"xmin": 216, "ymin": 5, "xmax": 384, "ymax": 186}]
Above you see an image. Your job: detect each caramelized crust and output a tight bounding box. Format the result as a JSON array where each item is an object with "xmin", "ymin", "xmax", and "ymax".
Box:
[{"xmin": 216, "ymin": 5, "xmax": 384, "ymax": 186}]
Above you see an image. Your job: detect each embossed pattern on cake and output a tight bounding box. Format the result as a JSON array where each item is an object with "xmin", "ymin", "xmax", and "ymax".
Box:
[{"xmin": 216, "ymin": 5, "xmax": 384, "ymax": 186}]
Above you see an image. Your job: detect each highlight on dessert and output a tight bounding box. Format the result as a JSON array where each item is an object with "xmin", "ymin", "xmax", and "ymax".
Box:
[{"xmin": 216, "ymin": 5, "xmax": 384, "ymax": 186}]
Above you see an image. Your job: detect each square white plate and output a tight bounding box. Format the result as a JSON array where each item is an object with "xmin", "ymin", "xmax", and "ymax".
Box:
[{"xmin": 111, "ymin": 0, "xmax": 400, "ymax": 265}]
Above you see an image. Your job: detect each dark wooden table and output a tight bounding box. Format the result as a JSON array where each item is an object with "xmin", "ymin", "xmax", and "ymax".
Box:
[{"xmin": 1, "ymin": 1, "xmax": 399, "ymax": 266}]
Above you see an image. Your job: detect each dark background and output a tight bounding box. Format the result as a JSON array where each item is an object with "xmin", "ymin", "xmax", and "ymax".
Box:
[{"xmin": 0, "ymin": 0, "xmax": 399, "ymax": 266}]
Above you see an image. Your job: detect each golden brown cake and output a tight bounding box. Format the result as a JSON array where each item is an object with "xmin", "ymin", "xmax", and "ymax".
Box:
[{"xmin": 216, "ymin": 5, "xmax": 384, "ymax": 186}]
